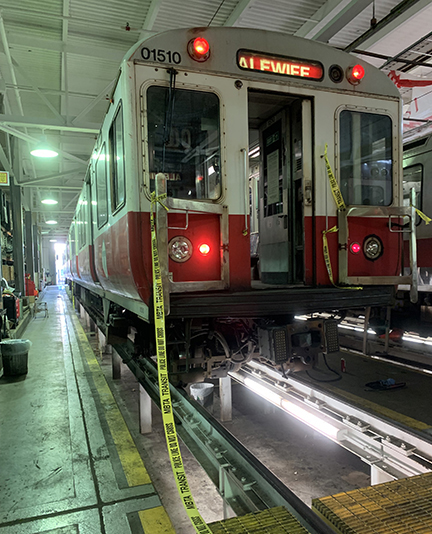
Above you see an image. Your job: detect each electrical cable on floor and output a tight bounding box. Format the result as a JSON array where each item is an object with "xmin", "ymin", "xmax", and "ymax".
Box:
[{"xmin": 306, "ymin": 354, "xmax": 342, "ymax": 382}]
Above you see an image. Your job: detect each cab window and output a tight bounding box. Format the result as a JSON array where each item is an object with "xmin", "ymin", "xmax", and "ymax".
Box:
[
  {"xmin": 340, "ymin": 111, "xmax": 392, "ymax": 206},
  {"xmin": 147, "ymin": 86, "xmax": 221, "ymax": 200}
]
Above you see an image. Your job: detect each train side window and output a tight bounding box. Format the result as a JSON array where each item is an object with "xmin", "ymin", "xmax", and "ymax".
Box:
[
  {"xmin": 403, "ymin": 164, "xmax": 423, "ymax": 222},
  {"xmin": 109, "ymin": 103, "xmax": 126, "ymax": 212},
  {"xmin": 80, "ymin": 201, "xmax": 87, "ymax": 248},
  {"xmin": 96, "ymin": 144, "xmax": 108, "ymax": 228},
  {"xmin": 339, "ymin": 110, "xmax": 392, "ymax": 206},
  {"xmin": 146, "ymin": 86, "xmax": 221, "ymax": 200}
]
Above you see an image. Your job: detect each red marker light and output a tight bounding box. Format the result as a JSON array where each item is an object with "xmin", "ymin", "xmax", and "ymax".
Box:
[
  {"xmin": 188, "ymin": 37, "xmax": 210, "ymax": 62},
  {"xmin": 347, "ymin": 64, "xmax": 365, "ymax": 85},
  {"xmin": 199, "ymin": 243, "xmax": 210, "ymax": 256},
  {"xmin": 352, "ymin": 64, "xmax": 365, "ymax": 80},
  {"xmin": 350, "ymin": 242, "xmax": 361, "ymax": 254},
  {"xmin": 194, "ymin": 37, "xmax": 209, "ymax": 55}
]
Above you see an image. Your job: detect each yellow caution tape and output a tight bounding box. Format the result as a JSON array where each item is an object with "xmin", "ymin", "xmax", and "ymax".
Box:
[
  {"xmin": 323, "ymin": 144, "xmax": 346, "ymax": 211},
  {"xmin": 322, "ymin": 227, "xmax": 361, "ymax": 290},
  {"xmin": 322, "ymin": 146, "xmax": 361, "ymax": 289},
  {"xmin": 413, "ymin": 206, "xmax": 432, "ymax": 225},
  {"xmin": 150, "ymin": 192, "xmax": 211, "ymax": 534}
]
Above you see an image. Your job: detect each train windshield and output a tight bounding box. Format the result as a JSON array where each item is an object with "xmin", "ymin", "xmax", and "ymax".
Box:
[
  {"xmin": 147, "ymin": 86, "xmax": 221, "ymax": 200},
  {"xmin": 339, "ymin": 111, "xmax": 392, "ymax": 206}
]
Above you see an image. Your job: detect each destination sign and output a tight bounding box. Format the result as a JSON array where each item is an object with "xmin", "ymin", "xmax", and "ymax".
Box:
[{"xmin": 237, "ymin": 50, "xmax": 324, "ymax": 81}]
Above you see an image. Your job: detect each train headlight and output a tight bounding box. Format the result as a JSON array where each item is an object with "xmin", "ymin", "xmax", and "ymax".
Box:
[
  {"xmin": 363, "ymin": 235, "xmax": 383, "ymax": 261},
  {"xmin": 168, "ymin": 236, "xmax": 193, "ymax": 263}
]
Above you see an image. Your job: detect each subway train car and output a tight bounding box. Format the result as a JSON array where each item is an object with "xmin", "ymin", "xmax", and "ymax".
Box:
[
  {"xmin": 67, "ymin": 27, "xmax": 417, "ymax": 383},
  {"xmin": 402, "ymin": 134, "xmax": 432, "ymax": 299}
]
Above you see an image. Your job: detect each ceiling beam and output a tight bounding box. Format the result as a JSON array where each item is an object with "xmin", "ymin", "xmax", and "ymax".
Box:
[
  {"xmin": 71, "ymin": 80, "xmax": 114, "ymax": 126},
  {"xmin": 344, "ymin": 0, "xmax": 429, "ymax": 53},
  {"xmin": 140, "ymin": 0, "xmax": 163, "ymax": 34},
  {"xmin": 295, "ymin": 0, "xmax": 372, "ymax": 41},
  {"xmin": 224, "ymin": 0, "xmax": 257, "ymax": 26},
  {"xmin": 6, "ymin": 34, "xmax": 125, "ymax": 63},
  {"xmin": 0, "ymin": 124, "xmax": 88, "ymax": 164},
  {"xmin": 11, "ymin": 58, "xmax": 65, "ymax": 123},
  {"xmin": 0, "ymin": 115, "xmax": 100, "ymax": 133},
  {"xmin": 18, "ymin": 167, "xmax": 83, "ymax": 186}
]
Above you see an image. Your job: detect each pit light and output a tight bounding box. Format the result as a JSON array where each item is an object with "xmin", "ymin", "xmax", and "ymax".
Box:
[
  {"xmin": 198, "ymin": 243, "xmax": 210, "ymax": 256},
  {"xmin": 188, "ymin": 37, "xmax": 210, "ymax": 62},
  {"xmin": 168, "ymin": 236, "xmax": 193, "ymax": 263},
  {"xmin": 363, "ymin": 235, "xmax": 383, "ymax": 261},
  {"xmin": 347, "ymin": 64, "xmax": 365, "ymax": 85},
  {"xmin": 350, "ymin": 242, "xmax": 361, "ymax": 254}
]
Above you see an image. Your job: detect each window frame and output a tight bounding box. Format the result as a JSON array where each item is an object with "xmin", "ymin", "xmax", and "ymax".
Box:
[{"xmin": 109, "ymin": 101, "xmax": 126, "ymax": 214}]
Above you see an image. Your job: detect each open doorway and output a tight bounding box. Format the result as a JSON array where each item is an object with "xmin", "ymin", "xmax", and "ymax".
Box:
[{"xmin": 248, "ymin": 90, "xmax": 310, "ymax": 286}]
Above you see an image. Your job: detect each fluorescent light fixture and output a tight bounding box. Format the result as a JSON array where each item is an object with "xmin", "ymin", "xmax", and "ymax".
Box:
[
  {"xmin": 244, "ymin": 377, "xmax": 282, "ymax": 405},
  {"xmin": 281, "ymin": 399, "xmax": 341, "ymax": 440},
  {"xmin": 30, "ymin": 136, "xmax": 58, "ymax": 158},
  {"xmin": 41, "ymin": 198, "xmax": 58, "ymax": 205},
  {"xmin": 50, "ymin": 239, "xmax": 57, "ymax": 242},
  {"xmin": 46, "ymin": 220, "xmax": 57, "ymax": 225},
  {"xmin": 248, "ymin": 146, "xmax": 260, "ymax": 156}
]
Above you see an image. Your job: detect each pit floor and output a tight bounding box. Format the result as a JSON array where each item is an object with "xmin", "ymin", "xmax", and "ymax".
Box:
[{"xmin": 3, "ymin": 286, "xmax": 430, "ymax": 533}]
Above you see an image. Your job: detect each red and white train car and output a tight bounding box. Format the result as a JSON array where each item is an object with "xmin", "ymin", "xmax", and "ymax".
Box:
[{"xmin": 68, "ymin": 27, "xmax": 416, "ymax": 381}]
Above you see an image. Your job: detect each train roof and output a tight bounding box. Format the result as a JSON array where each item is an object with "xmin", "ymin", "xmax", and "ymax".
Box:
[{"xmin": 124, "ymin": 27, "xmax": 400, "ymax": 99}]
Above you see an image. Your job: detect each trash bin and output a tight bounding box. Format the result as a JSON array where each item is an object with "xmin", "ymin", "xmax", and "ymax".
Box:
[
  {"xmin": 190, "ymin": 382, "xmax": 214, "ymax": 412},
  {"xmin": 1, "ymin": 339, "xmax": 32, "ymax": 377}
]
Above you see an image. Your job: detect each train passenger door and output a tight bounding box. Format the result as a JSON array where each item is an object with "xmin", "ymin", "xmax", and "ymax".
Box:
[{"xmin": 257, "ymin": 97, "xmax": 309, "ymax": 285}]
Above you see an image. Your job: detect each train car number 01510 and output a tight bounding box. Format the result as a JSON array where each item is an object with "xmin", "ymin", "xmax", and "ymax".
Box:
[{"xmin": 141, "ymin": 48, "xmax": 182, "ymax": 64}]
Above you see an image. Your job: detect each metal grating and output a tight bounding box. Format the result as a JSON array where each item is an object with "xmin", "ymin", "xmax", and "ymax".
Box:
[
  {"xmin": 208, "ymin": 506, "xmax": 312, "ymax": 533},
  {"xmin": 312, "ymin": 472, "xmax": 432, "ymax": 534}
]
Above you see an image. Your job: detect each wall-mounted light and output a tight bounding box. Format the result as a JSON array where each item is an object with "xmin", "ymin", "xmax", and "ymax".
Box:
[{"xmin": 30, "ymin": 136, "xmax": 58, "ymax": 158}]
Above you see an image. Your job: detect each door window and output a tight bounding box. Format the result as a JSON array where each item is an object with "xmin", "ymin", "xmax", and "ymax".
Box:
[
  {"xmin": 340, "ymin": 111, "xmax": 392, "ymax": 206},
  {"xmin": 147, "ymin": 86, "xmax": 221, "ymax": 200}
]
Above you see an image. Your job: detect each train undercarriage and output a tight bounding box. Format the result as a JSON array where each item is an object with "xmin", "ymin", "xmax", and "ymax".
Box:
[{"xmin": 71, "ymin": 281, "xmax": 395, "ymax": 384}]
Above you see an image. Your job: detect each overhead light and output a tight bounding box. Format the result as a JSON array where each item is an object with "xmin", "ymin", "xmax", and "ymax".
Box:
[
  {"xmin": 30, "ymin": 136, "xmax": 58, "ymax": 158},
  {"xmin": 46, "ymin": 220, "xmax": 57, "ymax": 225},
  {"xmin": 41, "ymin": 198, "xmax": 58, "ymax": 205},
  {"xmin": 50, "ymin": 239, "xmax": 57, "ymax": 242}
]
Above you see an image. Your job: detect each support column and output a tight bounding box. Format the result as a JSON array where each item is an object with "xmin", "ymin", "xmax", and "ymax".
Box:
[
  {"xmin": 219, "ymin": 376, "xmax": 232, "ymax": 422},
  {"xmin": 139, "ymin": 384, "xmax": 152, "ymax": 434},
  {"xmin": 112, "ymin": 348, "xmax": 121, "ymax": 380},
  {"xmin": 371, "ymin": 465, "xmax": 394, "ymax": 485},
  {"xmin": 24, "ymin": 210, "xmax": 34, "ymax": 282},
  {"xmin": 9, "ymin": 171, "xmax": 25, "ymax": 295}
]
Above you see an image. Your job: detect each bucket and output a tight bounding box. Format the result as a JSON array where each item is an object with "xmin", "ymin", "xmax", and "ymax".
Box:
[
  {"xmin": 1, "ymin": 339, "xmax": 32, "ymax": 376},
  {"xmin": 190, "ymin": 382, "xmax": 214, "ymax": 412}
]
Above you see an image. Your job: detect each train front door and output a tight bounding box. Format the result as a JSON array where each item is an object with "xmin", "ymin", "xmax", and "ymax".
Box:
[{"xmin": 256, "ymin": 97, "xmax": 310, "ymax": 285}]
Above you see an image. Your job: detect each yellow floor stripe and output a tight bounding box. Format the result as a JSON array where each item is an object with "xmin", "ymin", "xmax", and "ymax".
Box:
[
  {"xmin": 139, "ymin": 507, "xmax": 176, "ymax": 533},
  {"xmin": 326, "ymin": 384, "xmax": 431, "ymax": 432},
  {"xmin": 70, "ymin": 311, "xmax": 151, "ymax": 487}
]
